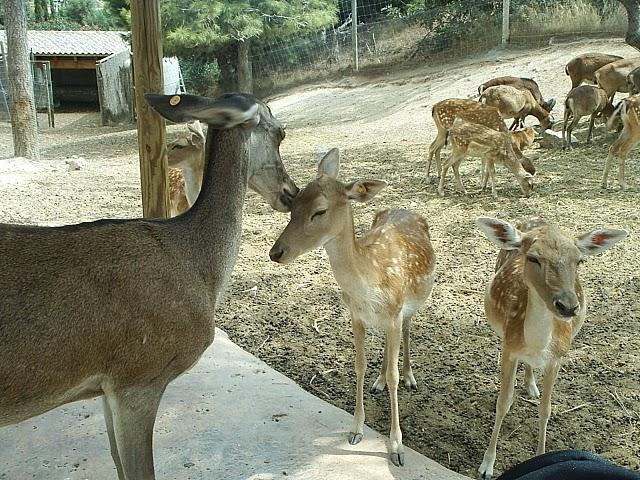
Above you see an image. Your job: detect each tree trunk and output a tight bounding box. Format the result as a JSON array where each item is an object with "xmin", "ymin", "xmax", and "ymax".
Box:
[
  {"xmin": 216, "ymin": 43, "xmax": 238, "ymax": 93},
  {"xmin": 4, "ymin": 0, "xmax": 39, "ymax": 160},
  {"xmin": 237, "ymin": 39, "xmax": 253, "ymax": 94},
  {"xmin": 620, "ymin": 0, "xmax": 640, "ymax": 51}
]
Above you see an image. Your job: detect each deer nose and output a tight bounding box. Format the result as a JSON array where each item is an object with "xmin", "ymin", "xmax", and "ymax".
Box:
[
  {"xmin": 553, "ymin": 298, "xmax": 579, "ymax": 318},
  {"xmin": 269, "ymin": 244, "xmax": 284, "ymax": 263},
  {"xmin": 280, "ymin": 184, "xmax": 298, "ymax": 208}
]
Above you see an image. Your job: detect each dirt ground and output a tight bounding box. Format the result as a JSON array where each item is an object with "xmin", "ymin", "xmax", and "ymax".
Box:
[{"xmin": 1, "ymin": 38, "xmax": 639, "ymax": 478}]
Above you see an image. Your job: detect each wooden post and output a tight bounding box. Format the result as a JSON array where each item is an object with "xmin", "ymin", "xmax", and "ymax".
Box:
[
  {"xmin": 4, "ymin": 0, "xmax": 39, "ymax": 160},
  {"xmin": 502, "ymin": 0, "xmax": 510, "ymax": 46},
  {"xmin": 352, "ymin": 0, "xmax": 359, "ymax": 72},
  {"xmin": 130, "ymin": 0, "xmax": 169, "ymax": 218}
]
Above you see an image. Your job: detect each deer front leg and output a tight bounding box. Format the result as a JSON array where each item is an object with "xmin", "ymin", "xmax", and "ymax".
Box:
[
  {"xmin": 386, "ymin": 322, "xmax": 404, "ymax": 466},
  {"xmin": 371, "ymin": 344, "xmax": 388, "ymax": 393},
  {"xmin": 103, "ymin": 396, "xmax": 125, "ymax": 480},
  {"xmin": 104, "ymin": 382, "xmax": 167, "ymax": 480},
  {"xmin": 586, "ymin": 114, "xmax": 596, "ymax": 144},
  {"xmin": 537, "ymin": 361, "xmax": 560, "ymax": 455},
  {"xmin": 479, "ymin": 351, "xmax": 518, "ymax": 480},
  {"xmin": 349, "ymin": 319, "xmax": 367, "ymax": 445}
]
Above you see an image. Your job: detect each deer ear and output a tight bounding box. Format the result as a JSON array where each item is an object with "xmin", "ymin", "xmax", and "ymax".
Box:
[
  {"xmin": 576, "ymin": 228, "xmax": 628, "ymax": 255},
  {"xmin": 345, "ymin": 180, "xmax": 387, "ymax": 202},
  {"xmin": 476, "ymin": 217, "xmax": 522, "ymax": 250},
  {"xmin": 317, "ymin": 148, "xmax": 340, "ymax": 178}
]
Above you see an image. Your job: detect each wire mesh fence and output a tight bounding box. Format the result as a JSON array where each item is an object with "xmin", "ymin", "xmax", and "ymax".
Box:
[{"xmin": 251, "ymin": 0, "xmax": 626, "ymax": 91}]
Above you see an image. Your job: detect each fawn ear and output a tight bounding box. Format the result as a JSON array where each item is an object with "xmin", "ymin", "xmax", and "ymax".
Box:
[
  {"xmin": 345, "ymin": 180, "xmax": 387, "ymax": 202},
  {"xmin": 576, "ymin": 228, "xmax": 629, "ymax": 255},
  {"xmin": 317, "ymin": 148, "xmax": 340, "ymax": 178},
  {"xmin": 476, "ymin": 217, "xmax": 522, "ymax": 250}
]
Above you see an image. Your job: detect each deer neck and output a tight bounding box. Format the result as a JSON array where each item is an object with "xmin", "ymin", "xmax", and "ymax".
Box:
[
  {"xmin": 523, "ymin": 285, "xmax": 554, "ymax": 350},
  {"xmin": 178, "ymin": 127, "xmax": 250, "ymax": 287},
  {"xmin": 323, "ymin": 207, "xmax": 368, "ymax": 293}
]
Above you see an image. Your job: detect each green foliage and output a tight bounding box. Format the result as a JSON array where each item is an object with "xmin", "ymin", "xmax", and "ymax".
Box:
[
  {"xmin": 179, "ymin": 58, "xmax": 220, "ymax": 96},
  {"xmin": 35, "ymin": 0, "xmax": 50, "ymax": 22},
  {"xmin": 60, "ymin": 0, "xmax": 117, "ymax": 29},
  {"xmin": 103, "ymin": 0, "xmax": 130, "ymax": 28},
  {"xmin": 161, "ymin": 1, "xmax": 338, "ymax": 57},
  {"xmin": 30, "ymin": 17, "xmax": 84, "ymax": 30}
]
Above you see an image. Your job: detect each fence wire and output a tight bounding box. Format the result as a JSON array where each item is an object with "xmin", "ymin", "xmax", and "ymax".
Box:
[{"xmin": 251, "ymin": 0, "xmax": 626, "ymax": 91}]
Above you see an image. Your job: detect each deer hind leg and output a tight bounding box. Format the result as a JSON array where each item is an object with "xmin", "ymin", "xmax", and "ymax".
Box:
[
  {"xmin": 479, "ymin": 351, "xmax": 518, "ymax": 480},
  {"xmin": 401, "ymin": 314, "xmax": 417, "ymax": 390},
  {"xmin": 537, "ymin": 361, "xmax": 560, "ymax": 455},
  {"xmin": 349, "ymin": 319, "xmax": 367, "ymax": 445},
  {"xmin": 427, "ymin": 130, "xmax": 447, "ymax": 180},
  {"xmin": 586, "ymin": 113, "xmax": 596, "ymax": 144},
  {"xmin": 524, "ymin": 364, "xmax": 540, "ymax": 398},
  {"xmin": 565, "ymin": 115, "xmax": 580, "ymax": 150},
  {"xmin": 385, "ymin": 321, "xmax": 404, "ymax": 466},
  {"xmin": 103, "ymin": 382, "xmax": 167, "ymax": 480}
]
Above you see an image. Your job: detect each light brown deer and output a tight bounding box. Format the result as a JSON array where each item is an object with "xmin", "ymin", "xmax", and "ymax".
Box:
[
  {"xmin": 269, "ymin": 148, "xmax": 436, "ymax": 468},
  {"xmin": 565, "ymin": 53, "xmax": 623, "ymax": 89},
  {"xmin": 167, "ymin": 120, "xmax": 206, "ymax": 216},
  {"xmin": 602, "ymin": 94, "xmax": 640, "ymax": 189},
  {"xmin": 428, "ymin": 99, "xmax": 536, "ymax": 180},
  {"xmin": 509, "ymin": 126, "xmax": 536, "ymax": 152},
  {"xmin": 438, "ymin": 118, "xmax": 533, "ymax": 197},
  {"xmin": 0, "ymin": 93, "xmax": 298, "ymax": 480},
  {"xmin": 562, "ymin": 85, "xmax": 615, "ymax": 149},
  {"xmin": 480, "ymin": 85, "xmax": 554, "ymax": 131},
  {"xmin": 475, "ymin": 217, "xmax": 628, "ymax": 480},
  {"xmin": 595, "ymin": 57, "xmax": 640, "ymax": 102},
  {"xmin": 478, "ymin": 76, "xmax": 555, "ymax": 113}
]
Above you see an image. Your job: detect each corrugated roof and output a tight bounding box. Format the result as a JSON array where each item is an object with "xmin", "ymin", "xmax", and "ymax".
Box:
[{"xmin": 0, "ymin": 30, "xmax": 129, "ymax": 56}]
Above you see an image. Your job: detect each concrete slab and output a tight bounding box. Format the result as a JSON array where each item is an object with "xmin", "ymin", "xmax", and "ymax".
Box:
[{"xmin": 0, "ymin": 329, "xmax": 469, "ymax": 480}]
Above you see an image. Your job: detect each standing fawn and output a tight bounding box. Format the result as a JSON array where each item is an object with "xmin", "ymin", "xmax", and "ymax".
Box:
[
  {"xmin": 428, "ymin": 98, "xmax": 536, "ymax": 180},
  {"xmin": 479, "ymin": 85, "xmax": 554, "ymax": 131},
  {"xmin": 438, "ymin": 118, "xmax": 533, "ymax": 197},
  {"xmin": 269, "ymin": 148, "xmax": 436, "ymax": 467},
  {"xmin": 562, "ymin": 85, "xmax": 614, "ymax": 149},
  {"xmin": 475, "ymin": 217, "xmax": 628, "ymax": 479},
  {"xmin": 478, "ymin": 76, "xmax": 555, "ymax": 114},
  {"xmin": 602, "ymin": 94, "xmax": 640, "ymax": 189},
  {"xmin": 0, "ymin": 93, "xmax": 298, "ymax": 479}
]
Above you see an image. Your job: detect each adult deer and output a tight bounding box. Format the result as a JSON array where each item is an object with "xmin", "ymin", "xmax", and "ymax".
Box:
[
  {"xmin": 0, "ymin": 93, "xmax": 298, "ymax": 479},
  {"xmin": 475, "ymin": 217, "xmax": 628, "ymax": 480},
  {"xmin": 269, "ymin": 148, "xmax": 436, "ymax": 467}
]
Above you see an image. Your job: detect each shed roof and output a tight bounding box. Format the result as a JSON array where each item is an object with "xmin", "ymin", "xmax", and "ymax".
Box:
[{"xmin": 0, "ymin": 30, "xmax": 129, "ymax": 56}]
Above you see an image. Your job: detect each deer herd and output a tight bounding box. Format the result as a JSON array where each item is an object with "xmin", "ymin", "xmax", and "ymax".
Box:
[{"xmin": 0, "ymin": 51, "xmax": 634, "ymax": 480}]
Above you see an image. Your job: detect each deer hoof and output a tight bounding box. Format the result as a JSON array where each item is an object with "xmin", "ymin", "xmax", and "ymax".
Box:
[
  {"xmin": 390, "ymin": 451, "xmax": 405, "ymax": 467},
  {"xmin": 348, "ymin": 432, "xmax": 363, "ymax": 445}
]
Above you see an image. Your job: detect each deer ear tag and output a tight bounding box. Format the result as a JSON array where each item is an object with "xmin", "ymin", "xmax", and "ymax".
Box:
[
  {"xmin": 357, "ymin": 184, "xmax": 367, "ymax": 194},
  {"xmin": 169, "ymin": 95, "xmax": 181, "ymax": 106}
]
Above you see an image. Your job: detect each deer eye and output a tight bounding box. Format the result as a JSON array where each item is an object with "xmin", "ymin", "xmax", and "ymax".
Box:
[
  {"xmin": 527, "ymin": 256, "xmax": 541, "ymax": 266},
  {"xmin": 311, "ymin": 209, "xmax": 327, "ymax": 221}
]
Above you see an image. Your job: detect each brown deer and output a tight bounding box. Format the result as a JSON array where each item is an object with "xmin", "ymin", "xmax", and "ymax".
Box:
[
  {"xmin": 167, "ymin": 120, "xmax": 206, "ymax": 216},
  {"xmin": 565, "ymin": 53, "xmax": 623, "ymax": 89},
  {"xmin": 602, "ymin": 94, "xmax": 640, "ymax": 189},
  {"xmin": 0, "ymin": 93, "xmax": 298, "ymax": 480},
  {"xmin": 438, "ymin": 118, "xmax": 533, "ymax": 197},
  {"xmin": 428, "ymin": 99, "xmax": 536, "ymax": 180},
  {"xmin": 480, "ymin": 85, "xmax": 554, "ymax": 131},
  {"xmin": 269, "ymin": 148, "xmax": 436, "ymax": 468},
  {"xmin": 562, "ymin": 85, "xmax": 615, "ymax": 149},
  {"xmin": 626, "ymin": 65, "xmax": 640, "ymax": 95},
  {"xmin": 478, "ymin": 76, "xmax": 555, "ymax": 113},
  {"xmin": 595, "ymin": 57, "xmax": 640, "ymax": 102},
  {"xmin": 475, "ymin": 217, "xmax": 628, "ymax": 480}
]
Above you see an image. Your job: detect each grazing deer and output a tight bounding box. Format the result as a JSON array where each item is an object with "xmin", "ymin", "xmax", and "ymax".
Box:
[
  {"xmin": 475, "ymin": 217, "xmax": 628, "ymax": 480},
  {"xmin": 0, "ymin": 93, "xmax": 298, "ymax": 479},
  {"xmin": 602, "ymin": 95, "xmax": 640, "ymax": 190},
  {"xmin": 428, "ymin": 99, "xmax": 536, "ymax": 180},
  {"xmin": 595, "ymin": 57, "xmax": 640, "ymax": 102},
  {"xmin": 478, "ymin": 76, "xmax": 555, "ymax": 113},
  {"xmin": 480, "ymin": 85, "xmax": 554, "ymax": 131},
  {"xmin": 269, "ymin": 148, "xmax": 436, "ymax": 467},
  {"xmin": 562, "ymin": 85, "xmax": 615, "ymax": 149},
  {"xmin": 438, "ymin": 118, "xmax": 533, "ymax": 198},
  {"xmin": 565, "ymin": 53, "xmax": 623, "ymax": 89},
  {"xmin": 167, "ymin": 120, "xmax": 206, "ymax": 216}
]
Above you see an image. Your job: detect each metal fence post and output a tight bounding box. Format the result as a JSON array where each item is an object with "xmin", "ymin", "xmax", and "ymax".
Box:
[
  {"xmin": 502, "ymin": 0, "xmax": 510, "ymax": 46},
  {"xmin": 352, "ymin": 0, "xmax": 359, "ymax": 71}
]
